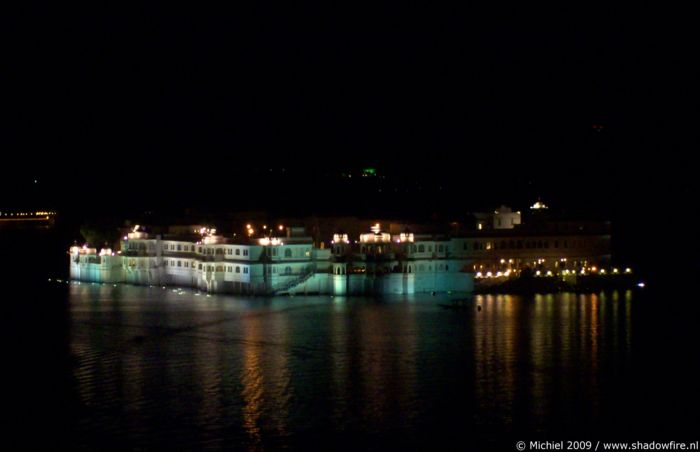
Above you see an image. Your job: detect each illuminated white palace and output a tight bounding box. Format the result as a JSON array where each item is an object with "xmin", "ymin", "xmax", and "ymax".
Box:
[{"xmin": 69, "ymin": 224, "xmax": 475, "ymax": 295}]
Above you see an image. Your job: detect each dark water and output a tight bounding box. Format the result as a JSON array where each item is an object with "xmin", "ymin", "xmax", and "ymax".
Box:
[
  {"xmin": 7, "ymin": 284, "xmax": 693, "ymax": 450},
  {"xmin": 2, "ymin": 228, "xmax": 699, "ymax": 450}
]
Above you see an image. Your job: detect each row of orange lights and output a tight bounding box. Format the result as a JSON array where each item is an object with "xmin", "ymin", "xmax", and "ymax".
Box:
[
  {"xmin": 476, "ymin": 267, "xmax": 633, "ymax": 278},
  {"xmin": 246, "ymin": 224, "xmax": 284, "ymax": 236},
  {"xmin": 0, "ymin": 211, "xmax": 55, "ymax": 216}
]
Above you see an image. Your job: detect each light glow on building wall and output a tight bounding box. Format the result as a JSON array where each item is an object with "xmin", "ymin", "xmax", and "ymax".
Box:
[
  {"xmin": 397, "ymin": 232, "xmax": 415, "ymax": 243},
  {"xmin": 360, "ymin": 232, "xmax": 391, "ymax": 243},
  {"xmin": 128, "ymin": 224, "xmax": 149, "ymax": 240},
  {"xmin": 71, "ymin": 245, "xmax": 97, "ymax": 255},
  {"xmin": 360, "ymin": 223, "xmax": 391, "ymax": 243},
  {"xmin": 332, "ymin": 234, "xmax": 350, "ymax": 244},
  {"xmin": 197, "ymin": 227, "xmax": 216, "ymax": 236},
  {"xmin": 258, "ymin": 237, "xmax": 284, "ymax": 246}
]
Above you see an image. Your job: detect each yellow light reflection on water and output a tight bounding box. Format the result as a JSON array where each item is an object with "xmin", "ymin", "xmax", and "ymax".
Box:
[{"xmin": 241, "ymin": 319, "xmax": 264, "ymax": 444}]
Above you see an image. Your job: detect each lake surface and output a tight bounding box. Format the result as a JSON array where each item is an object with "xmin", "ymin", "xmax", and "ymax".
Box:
[{"xmin": 11, "ymin": 283, "xmax": 689, "ymax": 450}]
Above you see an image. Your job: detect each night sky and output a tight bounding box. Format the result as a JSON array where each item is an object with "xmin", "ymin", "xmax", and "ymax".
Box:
[
  {"xmin": 3, "ymin": 8, "xmax": 699, "ymax": 450},
  {"xmin": 3, "ymin": 4, "xmax": 695, "ymax": 264}
]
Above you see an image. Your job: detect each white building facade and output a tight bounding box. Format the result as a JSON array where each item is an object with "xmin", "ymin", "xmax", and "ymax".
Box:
[{"xmin": 69, "ymin": 225, "xmax": 475, "ymax": 296}]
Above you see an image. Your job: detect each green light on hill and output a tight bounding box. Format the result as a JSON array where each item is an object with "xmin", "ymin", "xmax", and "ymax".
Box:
[{"xmin": 362, "ymin": 168, "xmax": 376, "ymax": 176}]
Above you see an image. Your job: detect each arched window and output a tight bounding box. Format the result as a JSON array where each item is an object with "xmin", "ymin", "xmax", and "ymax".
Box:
[
  {"xmin": 418, "ymin": 245, "xmax": 425, "ymax": 252},
  {"xmin": 285, "ymin": 266, "xmax": 292, "ymax": 274},
  {"xmin": 284, "ymin": 249, "xmax": 292, "ymax": 258}
]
